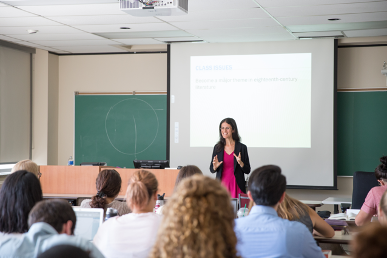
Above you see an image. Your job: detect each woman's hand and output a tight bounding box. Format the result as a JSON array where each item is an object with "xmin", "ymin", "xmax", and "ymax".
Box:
[
  {"xmin": 234, "ymin": 152, "xmax": 244, "ymax": 168},
  {"xmin": 213, "ymin": 155, "xmax": 223, "ymax": 171}
]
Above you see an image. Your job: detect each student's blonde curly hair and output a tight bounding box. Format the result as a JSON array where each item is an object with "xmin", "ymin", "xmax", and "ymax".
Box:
[{"xmin": 149, "ymin": 174, "xmax": 240, "ymax": 258}]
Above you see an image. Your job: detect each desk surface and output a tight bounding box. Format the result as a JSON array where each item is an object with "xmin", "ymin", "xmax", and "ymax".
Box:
[
  {"xmin": 314, "ymin": 230, "xmax": 353, "ymax": 244},
  {"xmin": 322, "ymin": 197, "xmax": 352, "ymax": 205}
]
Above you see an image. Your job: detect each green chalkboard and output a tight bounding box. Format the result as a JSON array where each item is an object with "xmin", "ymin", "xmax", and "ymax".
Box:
[
  {"xmin": 337, "ymin": 91, "xmax": 387, "ymax": 176},
  {"xmin": 75, "ymin": 94, "xmax": 167, "ymax": 168}
]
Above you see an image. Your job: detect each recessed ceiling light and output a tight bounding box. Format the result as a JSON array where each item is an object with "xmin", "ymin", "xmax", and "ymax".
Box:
[
  {"xmin": 120, "ymin": 27, "xmax": 131, "ymax": 29},
  {"xmin": 27, "ymin": 29, "xmax": 38, "ymax": 34},
  {"xmin": 328, "ymin": 18, "xmax": 340, "ymax": 21}
]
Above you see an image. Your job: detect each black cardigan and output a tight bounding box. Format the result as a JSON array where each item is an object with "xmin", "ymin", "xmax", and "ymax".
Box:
[{"xmin": 209, "ymin": 141, "xmax": 251, "ymax": 193}]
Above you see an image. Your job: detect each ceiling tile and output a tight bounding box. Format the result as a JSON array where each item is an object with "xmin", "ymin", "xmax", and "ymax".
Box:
[
  {"xmin": 0, "ymin": 16, "xmax": 63, "ymax": 26},
  {"xmin": 201, "ymin": 33, "xmax": 296, "ymax": 43},
  {"xmin": 278, "ymin": 12, "xmax": 387, "ymax": 25},
  {"xmin": 266, "ymin": 2, "xmax": 387, "ymax": 17},
  {"xmin": 52, "ymin": 45, "xmax": 126, "ymax": 53},
  {"xmin": 0, "ymin": 6, "xmax": 36, "ymax": 17},
  {"xmin": 0, "ymin": 34, "xmax": 22, "ymax": 41},
  {"xmin": 0, "ymin": 25, "xmax": 86, "ymax": 35},
  {"xmin": 188, "ymin": 0, "xmax": 259, "ymax": 11},
  {"xmin": 2, "ymin": 0, "xmax": 117, "ymax": 6},
  {"xmin": 187, "ymin": 27, "xmax": 290, "ymax": 38},
  {"xmin": 154, "ymin": 36, "xmax": 201, "ymax": 42},
  {"xmin": 46, "ymin": 14, "xmax": 160, "ymax": 25},
  {"xmin": 110, "ymin": 38, "xmax": 165, "ymax": 44},
  {"xmin": 7, "ymin": 32, "xmax": 104, "ymax": 41},
  {"xmin": 96, "ymin": 30, "xmax": 192, "ymax": 39},
  {"xmin": 343, "ymin": 28, "xmax": 387, "ymax": 37},
  {"xmin": 171, "ymin": 19, "xmax": 280, "ymax": 30},
  {"xmin": 27, "ymin": 39, "xmax": 118, "ymax": 47},
  {"xmin": 293, "ymin": 31, "xmax": 344, "ymax": 37},
  {"xmin": 257, "ymin": 0, "xmax": 387, "ymax": 8},
  {"xmin": 156, "ymin": 8, "xmax": 268, "ymax": 22},
  {"xmin": 287, "ymin": 21, "xmax": 387, "ymax": 33},
  {"xmin": 72, "ymin": 23, "xmax": 179, "ymax": 33},
  {"xmin": 18, "ymin": 3, "xmax": 125, "ymax": 16}
]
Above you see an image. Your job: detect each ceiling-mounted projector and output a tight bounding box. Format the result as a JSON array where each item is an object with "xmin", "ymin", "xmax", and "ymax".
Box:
[{"xmin": 120, "ymin": 0, "xmax": 188, "ymax": 16}]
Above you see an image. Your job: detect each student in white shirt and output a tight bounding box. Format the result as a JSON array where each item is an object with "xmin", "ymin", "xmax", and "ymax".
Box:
[{"xmin": 93, "ymin": 169, "xmax": 162, "ymax": 258}]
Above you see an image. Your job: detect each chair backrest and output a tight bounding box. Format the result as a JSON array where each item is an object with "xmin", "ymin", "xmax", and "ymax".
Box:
[
  {"xmin": 238, "ymin": 193, "xmax": 250, "ymax": 209},
  {"xmin": 352, "ymin": 171, "xmax": 379, "ymax": 209}
]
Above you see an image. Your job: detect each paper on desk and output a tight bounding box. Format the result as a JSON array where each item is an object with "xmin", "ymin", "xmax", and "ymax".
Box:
[{"xmin": 346, "ymin": 209, "xmax": 360, "ymax": 220}]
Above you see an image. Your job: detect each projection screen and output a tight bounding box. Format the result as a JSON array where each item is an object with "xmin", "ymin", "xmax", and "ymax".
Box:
[{"xmin": 170, "ymin": 39, "xmax": 336, "ymax": 189}]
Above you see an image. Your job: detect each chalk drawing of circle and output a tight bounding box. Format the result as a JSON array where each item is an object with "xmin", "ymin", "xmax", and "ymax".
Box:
[{"xmin": 105, "ymin": 98, "xmax": 159, "ymax": 155}]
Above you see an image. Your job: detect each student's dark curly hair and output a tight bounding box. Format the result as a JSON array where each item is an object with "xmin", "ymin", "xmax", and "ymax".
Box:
[
  {"xmin": 375, "ymin": 156, "xmax": 387, "ymax": 181},
  {"xmin": 0, "ymin": 170, "xmax": 43, "ymax": 233},
  {"xmin": 90, "ymin": 169, "xmax": 122, "ymax": 209}
]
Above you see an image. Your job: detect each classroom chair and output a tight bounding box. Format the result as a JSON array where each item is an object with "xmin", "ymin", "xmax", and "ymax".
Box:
[{"xmin": 351, "ymin": 171, "xmax": 379, "ymax": 209}]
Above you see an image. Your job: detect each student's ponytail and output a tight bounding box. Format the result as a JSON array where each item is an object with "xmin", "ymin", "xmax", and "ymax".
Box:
[{"xmin": 126, "ymin": 170, "xmax": 158, "ymax": 210}]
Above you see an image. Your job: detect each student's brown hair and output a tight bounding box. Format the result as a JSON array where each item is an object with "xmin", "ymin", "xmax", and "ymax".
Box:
[
  {"xmin": 150, "ymin": 175, "xmax": 240, "ymax": 258},
  {"xmin": 277, "ymin": 194, "xmax": 310, "ymax": 220},
  {"xmin": 352, "ymin": 223, "xmax": 387, "ymax": 258},
  {"xmin": 28, "ymin": 199, "xmax": 76, "ymax": 234},
  {"xmin": 175, "ymin": 165, "xmax": 203, "ymax": 188},
  {"xmin": 126, "ymin": 170, "xmax": 158, "ymax": 210},
  {"xmin": 90, "ymin": 169, "xmax": 122, "ymax": 209}
]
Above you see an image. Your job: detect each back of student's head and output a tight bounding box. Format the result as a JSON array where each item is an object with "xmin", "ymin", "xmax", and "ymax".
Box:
[
  {"xmin": 28, "ymin": 199, "xmax": 76, "ymax": 234},
  {"xmin": 174, "ymin": 165, "xmax": 203, "ymax": 188},
  {"xmin": 150, "ymin": 175, "xmax": 239, "ymax": 258},
  {"xmin": 12, "ymin": 160, "xmax": 40, "ymax": 178},
  {"xmin": 375, "ymin": 156, "xmax": 387, "ymax": 182},
  {"xmin": 126, "ymin": 170, "xmax": 158, "ymax": 210},
  {"xmin": 248, "ymin": 165, "xmax": 286, "ymax": 206},
  {"xmin": 38, "ymin": 245, "xmax": 90, "ymax": 258},
  {"xmin": 352, "ymin": 223, "xmax": 387, "ymax": 258},
  {"xmin": 277, "ymin": 193, "xmax": 309, "ymax": 220},
  {"xmin": 90, "ymin": 169, "xmax": 122, "ymax": 209},
  {"xmin": 0, "ymin": 170, "xmax": 43, "ymax": 233}
]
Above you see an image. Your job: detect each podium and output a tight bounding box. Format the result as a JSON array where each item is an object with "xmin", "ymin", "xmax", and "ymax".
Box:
[{"xmin": 40, "ymin": 166, "xmax": 180, "ymax": 198}]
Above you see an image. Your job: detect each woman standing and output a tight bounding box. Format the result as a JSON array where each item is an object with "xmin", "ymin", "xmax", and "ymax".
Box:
[{"xmin": 210, "ymin": 118, "xmax": 251, "ymax": 197}]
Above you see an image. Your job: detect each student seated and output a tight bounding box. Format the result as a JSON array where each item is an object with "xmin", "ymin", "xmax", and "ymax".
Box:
[
  {"xmin": 356, "ymin": 156, "xmax": 387, "ymax": 226},
  {"xmin": 156, "ymin": 165, "xmax": 203, "ymax": 215},
  {"xmin": 0, "ymin": 170, "xmax": 43, "ymax": 242},
  {"xmin": 234, "ymin": 165, "xmax": 324, "ymax": 258},
  {"xmin": 81, "ymin": 169, "xmax": 131, "ymax": 219},
  {"xmin": 378, "ymin": 190, "xmax": 387, "ymax": 225},
  {"xmin": 352, "ymin": 222, "xmax": 387, "ymax": 258},
  {"xmin": 11, "ymin": 159, "xmax": 41, "ymax": 178},
  {"xmin": 150, "ymin": 175, "xmax": 240, "ymax": 258},
  {"xmin": 93, "ymin": 170, "xmax": 161, "ymax": 258},
  {"xmin": 38, "ymin": 245, "xmax": 91, "ymax": 258},
  {"xmin": 277, "ymin": 194, "xmax": 335, "ymax": 238},
  {"xmin": 0, "ymin": 199, "xmax": 104, "ymax": 258}
]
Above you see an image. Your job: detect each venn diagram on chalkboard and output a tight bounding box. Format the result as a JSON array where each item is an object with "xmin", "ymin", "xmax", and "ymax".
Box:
[{"xmin": 105, "ymin": 98, "xmax": 159, "ymax": 156}]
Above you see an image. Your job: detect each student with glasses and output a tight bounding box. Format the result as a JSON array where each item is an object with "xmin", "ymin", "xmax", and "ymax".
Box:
[{"xmin": 210, "ymin": 117, "xmax": 251, "ymax": 198}]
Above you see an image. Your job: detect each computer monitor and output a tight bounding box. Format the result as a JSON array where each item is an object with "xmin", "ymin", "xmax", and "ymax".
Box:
[
  {"xmin": 72, "ymin": 207, "xmax": 104, "ymax": 241},
  {"xmin": 133, "ymin": 160, "xmax": 169, "ymax": 169}
]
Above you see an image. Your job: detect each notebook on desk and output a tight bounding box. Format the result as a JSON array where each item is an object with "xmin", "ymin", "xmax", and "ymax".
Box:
[{"xmin": 73, "ymin": 207, "xmax": 104, "ymax": 241}]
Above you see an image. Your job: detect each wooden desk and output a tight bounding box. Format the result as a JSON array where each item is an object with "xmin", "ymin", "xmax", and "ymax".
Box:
[
  {"xmin": 40, "ymin": 166, "xmax": 179, "ymax": 197},
  {"xmin": 314, "ymin": 230, "xmax": 353, "ymax": 245}
]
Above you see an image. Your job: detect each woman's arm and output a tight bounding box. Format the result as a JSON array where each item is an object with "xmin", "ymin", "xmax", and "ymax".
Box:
[
  {"xmin": 209, "ymin": 146, "xmax": 219, "ymax": 173},
  {"xmin": 355, "ymin": 210, "xmax": 374, "ymax": 226},
  {"xmin": 309, "ymin": 208, "xmax": 335, "ymax": 238}
]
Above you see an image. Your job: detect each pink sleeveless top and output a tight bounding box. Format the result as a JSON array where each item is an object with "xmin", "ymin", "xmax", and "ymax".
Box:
[{"xmin": 221, "ymin": 150, "xmax": 243, "ymax": 198}]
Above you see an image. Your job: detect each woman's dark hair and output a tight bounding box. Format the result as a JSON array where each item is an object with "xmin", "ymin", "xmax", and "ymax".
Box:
[
  {"xmin": 375, "ymin": 156, "xmax": 387, "ymax": 181},
  {"xmin": 0, "ymin": 170, "xmax": 43, "ymax": 233},
  {"xmin": 90, "ymin": 169, "xmax": 122, "ymax": 209},
  {"xmin": 248, "ymin": 165, "xmax": 286, "ymax": 206},
  {"xmin": 215, "ymin": 118, "xmax": 241, "ymax": 152},
  {"xmin": 175, "ymin": 165, "xmax": 203, "ymax": 188}
]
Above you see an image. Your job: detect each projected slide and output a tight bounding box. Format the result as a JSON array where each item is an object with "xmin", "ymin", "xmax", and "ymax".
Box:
[{"xmin": 190, "ymin": 53, "xmax": 311, "ymax": 148}]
